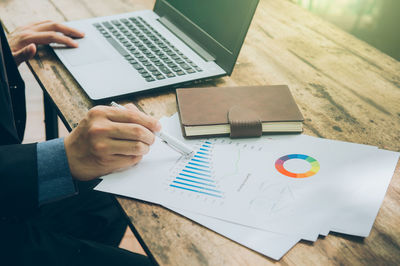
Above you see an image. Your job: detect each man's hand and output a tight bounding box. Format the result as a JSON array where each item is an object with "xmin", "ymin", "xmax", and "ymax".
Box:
[
  {"xmin": 8, "ymin": 20, "xmax": 84, "ymax": 66},
  {"xmin": 64, "ymin": 104, "xmax": 161, "ymax": 181}
]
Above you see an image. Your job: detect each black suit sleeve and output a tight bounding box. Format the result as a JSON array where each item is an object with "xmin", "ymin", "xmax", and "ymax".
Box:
[
  {"xmin": 0, "ymin": 23, "xmax": 39, "ymax": 219},
  {"xmin": 0, "ymin": 143, "xmax": 39, "ymax": 218}
]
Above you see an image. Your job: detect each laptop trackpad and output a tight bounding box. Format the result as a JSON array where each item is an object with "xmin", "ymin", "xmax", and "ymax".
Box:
[{"xmin": 56, "ymin": 39, "xmax": 109, "ymax": 67}]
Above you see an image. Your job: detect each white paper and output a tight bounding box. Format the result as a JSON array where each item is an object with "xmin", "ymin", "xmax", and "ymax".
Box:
[
  {"xmin": 95, "ymin": 115, "xmax": 305, "ymax": 259},
  {"xmin": 95, "ymin": 113, "xmax": 399, "ymax": 259},
  {"xmin": 156, "ymin": 116, "xmax": 399, "ymax": 240},
  {"xmin": 328, "ymin": 148, "xmax": 399, "ymax": 236}
]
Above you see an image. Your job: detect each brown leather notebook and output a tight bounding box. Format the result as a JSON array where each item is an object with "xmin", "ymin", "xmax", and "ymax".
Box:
[{"xmin": 176, "ymin": 85, "xmax": 304, "ymax": 138}]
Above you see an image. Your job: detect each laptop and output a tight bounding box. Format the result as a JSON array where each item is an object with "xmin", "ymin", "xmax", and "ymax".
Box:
[{"xmin": 52, "ymin": 0, "xmax": 260, "ymax": 102}]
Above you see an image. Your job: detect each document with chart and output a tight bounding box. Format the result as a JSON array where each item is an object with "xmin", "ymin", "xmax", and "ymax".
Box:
[
  {"xmin": 95, "ymin": 114, "xmax": 399, "ymax": 258},
  {"xmin": 154, "ymin": 134, "xmax": 392, "ymax": 237}
]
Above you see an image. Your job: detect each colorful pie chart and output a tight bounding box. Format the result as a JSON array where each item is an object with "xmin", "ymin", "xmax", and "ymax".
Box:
[{"xmin": 275, "ymin": 154, "xmax": 320, "ymax": 178}]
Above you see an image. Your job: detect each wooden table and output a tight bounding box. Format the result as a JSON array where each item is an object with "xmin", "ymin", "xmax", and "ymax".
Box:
[{"xmin": 1, "ymin": 0, "xmax": 399, "ymax": 265}]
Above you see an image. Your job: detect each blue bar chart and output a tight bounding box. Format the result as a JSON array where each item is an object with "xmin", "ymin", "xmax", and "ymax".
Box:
[{"xmin": 169, "ymin": 141, "xmax": 223, "ymax": 198}]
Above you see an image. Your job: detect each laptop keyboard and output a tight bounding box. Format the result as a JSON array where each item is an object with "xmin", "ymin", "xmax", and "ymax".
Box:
[{"xmin": 93, "ymin": 16, "xmax": 202, "ymax": 82}]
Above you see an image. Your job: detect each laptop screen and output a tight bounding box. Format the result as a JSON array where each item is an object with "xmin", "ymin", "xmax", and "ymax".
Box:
[
  {"xmin": 155, "ymin": 0, "xmax": 259, "ymax": 74},
  {"xmin": 164, "ymin": 0, "xmax": 256, "ymax": 53}
]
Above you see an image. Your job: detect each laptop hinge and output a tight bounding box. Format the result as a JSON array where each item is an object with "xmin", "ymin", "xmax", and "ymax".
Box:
[{"xmin": 158, "ymin": 16, "xmax": 215, "ymax": 62}]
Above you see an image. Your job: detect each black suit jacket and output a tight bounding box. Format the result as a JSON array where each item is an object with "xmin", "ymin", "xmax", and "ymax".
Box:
[
  {"xmin": 0, "ymin": 24, "xmax": 38, "ymax": 219},
  {"xmin": 0, "ymin": 27, "xmax": 136, "ymax": 264}
]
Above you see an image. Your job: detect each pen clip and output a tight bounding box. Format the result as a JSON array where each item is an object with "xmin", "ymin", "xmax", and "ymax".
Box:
[
  {"xmin": 160, "ymin": 139, "xmax": 192, "ymax": 157},
  {"xmin": 156, "ymin": 131, "xmax": 194, "ymax": 156}
]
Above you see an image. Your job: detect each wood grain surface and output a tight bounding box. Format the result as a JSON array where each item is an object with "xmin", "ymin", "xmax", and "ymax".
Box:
[{"xmin": 1, "ymin": 0, "xmax": 399, "ymax": 265}]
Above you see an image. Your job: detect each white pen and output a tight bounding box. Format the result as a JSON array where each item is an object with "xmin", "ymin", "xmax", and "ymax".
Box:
[{"xmin": 110, "ymin": 101, "xmax": 194, "ymax": 156}]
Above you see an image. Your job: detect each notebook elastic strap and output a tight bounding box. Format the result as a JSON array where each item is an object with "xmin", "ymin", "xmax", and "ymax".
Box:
[{"xmin": 228, "ymin": 106, "xmax": 262, "ymax": 138}]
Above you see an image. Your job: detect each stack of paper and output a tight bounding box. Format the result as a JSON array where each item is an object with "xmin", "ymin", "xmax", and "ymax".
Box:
[{"xmin": 95, "ymin": 114, "xmax": 399, "ymax": 260}]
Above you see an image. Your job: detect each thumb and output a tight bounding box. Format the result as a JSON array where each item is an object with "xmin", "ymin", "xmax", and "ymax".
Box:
[{"xmin": 12, "ymin": 44, "xmax": 36, "ymax": 66}]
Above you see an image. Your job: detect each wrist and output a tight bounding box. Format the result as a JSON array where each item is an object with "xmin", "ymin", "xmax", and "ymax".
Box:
[{"xmin": 64, "ymin": 130, "xmax": 88, "ymax": 181}]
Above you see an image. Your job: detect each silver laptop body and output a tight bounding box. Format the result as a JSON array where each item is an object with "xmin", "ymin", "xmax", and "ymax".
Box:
[{"xmin": 52, "ymin": 0, "xmax": 259, "ymax": 102}]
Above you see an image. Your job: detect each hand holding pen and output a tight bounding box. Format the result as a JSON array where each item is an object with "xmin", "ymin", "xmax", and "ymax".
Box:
[{"xmin": 64, "ymin": 103, "xmax": 161, "ymax": 180}]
